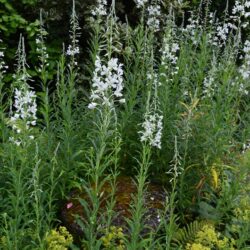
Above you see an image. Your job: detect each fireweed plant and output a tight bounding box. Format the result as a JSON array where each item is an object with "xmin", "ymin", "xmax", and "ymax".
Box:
[
  {"xmin": 74, "ymin": 2, "xmax": 126, "ymax": 249},
  {"xmin": 0, "ymin": 0, "xmax": 250, "ymax": 249}
]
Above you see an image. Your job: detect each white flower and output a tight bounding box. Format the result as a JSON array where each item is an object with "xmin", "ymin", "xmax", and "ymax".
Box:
[
  {"xmin": 140, "ymin": 70, "xmax": 163, "ymax": 149},
  {"xmin": 36, "ymin": 21, "xmax": 49, "ymax": 71},
  {"xmin": 239, "ymin": 69, "xmax": 250, "ymax": 79},
  {"xmin": 202, "ymin": 55, "xmax": 218, "ymax": 98},
  {"xmin": 232, "ymin": 2, "xmax": 244, "ymax": 15},
  {"xmin": 0, "ymin": 48, "xmax": 8, "ymax": 74},
  {"xmin": 212, "ymin": 22, "xmax": 233, "ymax": 47},
  {"xmin": 66, "ymin": 2, "xmax": 81, "ymax": 67},
  {"xmin": 157, "ymin": 214, "xmax": 161, "ymax": 223},
  {"xmin": 88, "ymin": 102, "xmax": 97, "ymax": 109},
  {"xmin": 167, "ymin": 136, "xmax": 183, "ymax": 183},
  {"xmin": 216, "ymin": 24, "xmax": 229, "ymax": 41},
  {"xmin": 139, "ymin": 112, "xmax": 163, "ymax": 149},
  {"xmin": 232, "ymin": 0, "xmax": 250, "ymax": 15},
  {"xmin": 66, "ymin": 45, "xmax": 80, "ymax": 56},
  {"xmin": 88, "ymin": 56, "xmax": 124, "ymax": 109},
  {"xmin": 160, "ymin": 36, "xmax": 180, "ymax": 77},
  {"xmin": 182, "ymin": 13, "xmax": 202, "ymax": 45},
  {"xmin": 9, "ymin": 137, "xmax": 22, "ymax": 146},
  {"xmin": 245, "ymin": 1, "xmax": 250, "ymax": 8},
  {"xmin": 134, "ymin": 0, "xmax": 148, "ymax": 8},
  {"xmin": 15, "ymin": 140, "xmax": 22, "ymax": 146},
  {"xmin": 91, "ymin": 0, "xmax": 107, "ymax": 17},
  {"xmin": 11, "ymin": 87, "xmax": 37, "ymax": 130},
  {"xmin": 203, "ymin": 76, "xmax": 215, "ymax": 98},
  {"xmin": 243, "ymin": 40, "xmax": 250, "ymax": 53},
  {"xmin": 238, "ymin": 40, "xmax": 250, "ymax": 96},
  {"xmin": 31, "ymin": 120, "xmax": 36, "ymax": 126},
  {"xmin": 171, "ymin": 43, "xmax": 180, "ymax": 53},
  {"xmin": 229, "ymin": 0, "xmax": 250, "ymax": 32},
  {"xmin": 119, "ymin": 98, "xmax": 126, "ymax": 104},
  {"xmin": 242, "ymin": 139, "xmax": 250, "ymax": 153},
  {"xmin": 147, "ymin": 5, "xmax": 161, "ymax": 31},
  {"xmin": 9, "ymin": 86, "xmax": 37, "ymax": 145}
]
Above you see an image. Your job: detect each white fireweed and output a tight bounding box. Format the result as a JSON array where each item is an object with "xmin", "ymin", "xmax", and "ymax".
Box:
[
  {"xmin": 182, "ymin": 14, "xmax": 202, "ymax": 45},
  {"xmin": 212, "ymin": 20, "xmax": 238, "ymax": 47},
  {"xmin": 147, "ymin": 72, "xmax": 161, "ymax": 86},
  {"xmin": 239, "ymin": 40, "xmax": 250, "ymax": 80},
  {"xmin": 161, "ymin": 37, "xmax": 179, "ymax": 76},
  {"xmin": 213, "ymin": 0, "xmax": 250, "ymax": 47},
  {"xmin": 91, "ymin": 0, "xmax": 107, "ymax": 17},
  {"xmin": 140, "ymin": 72, "xmax": 163, "ymax": 149},
  {"xmin": 242, "ymin": 139, "xmax": 250, "ymax": 153},
  {"xmin": 214, "ymin": 23, "xmax": 230, "ymax": 44},
  {"xmin": 36, "ymin": 38, "xmax": 49, "ymax": 64},
  {"xmin": 134, "ymin": 0, "xmax": 148, "ymax": 8},
  {"xmin": 66, "ymin": 45, "xmax": 80, "ymax": 56},
  {"xmin": 36, "ymin": 25, "xmax": 49, "ymax": 72},
  {"xmin": 0, "ymin": 52, "xmax": 8, "ymax": 74},
  {"xmin": 203, "ymin": 75, "xmax": 215, "ymax": 98},
  {"xmin": 9, "ymin": 86, "xmax": 37, "ymax": 146},
  {"xmin": 147, "ymin": 4, "xmax": 161, "ymax": 31},
  {"xmin": 237, "ymin": 40, "xmax": 250, "ymax": 95},
  {"xmin": 88, "ymin": 56, "xmax": 124, "ymax": 109},
  {"xmin": 202, "ymin": 55, "xmax": 218, "ymax": 98},
  {"xmin": 232, "ymin": 0, "xmax": 250, "ymax": 17},
  {"xmin": 140, "ymin": 112, "xmax": 163, "ymax": 149},
  {"xmin": 11, "ymin": 87, "xmax": 37, "ymax": 129},
  {"xmin": 160, "ymin": 26, "xmax": 180, "ymax": 83},
  {"xmin": 0, "ymin": 42, "xmax": 8, "ymax": 75},
  {"xmin": 9, "ymin": 36, "xmax": 37, "ymax": 146},
  {"xmin": 66, "ymin": 0, "xmax": 81, "ymax": 62},
  {"xmin": 167, "ymin": 136, "xmax": 183, "ymax": 183}
]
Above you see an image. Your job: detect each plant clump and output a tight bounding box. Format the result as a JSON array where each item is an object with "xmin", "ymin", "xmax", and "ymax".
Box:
[{"xmin": 45, "ymin": 226, "xmax": 73, "ymax": 250}]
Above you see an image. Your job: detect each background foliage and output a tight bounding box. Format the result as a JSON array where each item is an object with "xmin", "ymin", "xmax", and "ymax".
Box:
[{"xmin": 0, "ymin": 0, "xmax": 236, "ymax": 75}]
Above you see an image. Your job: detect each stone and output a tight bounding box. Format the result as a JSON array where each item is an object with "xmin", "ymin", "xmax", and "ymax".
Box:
[{"xmin": 60, "ymin": 176, "xmax": 167, "ymax": 238}]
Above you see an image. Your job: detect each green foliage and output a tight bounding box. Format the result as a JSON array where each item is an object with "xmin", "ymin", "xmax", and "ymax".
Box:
[
  {"xmin": 45, "ymin": 226, "xmax": 73, "ymax": 250},
  {"xmin": 185, "ymin": 223, "xmax": 236, "ymax": 250},
  {"xmin": 172, "ymin": 220, "xmax": 209, "ymax": 247},
  {"xmin": 100, "ymin": 226, "xmax": 125, "ymax": 249},
  {"xmin": 0, "ymin": 0, "xmax": 250, "ymax": 249},
  {"xmin": 0, "ymin": 0, "xmax": 39, "ymax": 36}
]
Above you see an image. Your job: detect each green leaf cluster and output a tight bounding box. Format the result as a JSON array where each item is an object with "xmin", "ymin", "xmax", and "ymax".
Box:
[{"xmin": 0, "ymin": 0, "xmax": 39, "ymax": 37}]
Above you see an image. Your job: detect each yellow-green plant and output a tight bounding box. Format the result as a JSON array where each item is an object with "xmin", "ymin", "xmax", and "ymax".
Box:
[
  {"xmin": 100, "ymin": 226, "xmax": 125, "ymax": 250},
  {"xmin": 185, "ymin": 224, "xmax": 235, "ymax": 250},
  {"xmin": 45, "ymin": 226, "xmax": 73, "ymax": 250},
  {"xmin": 172, "ymin": 220, "xmax": 208, "ymax": 247},
  {"xmin": 0, "ymin": 235, "xmax": 7, "ymax": 250}
]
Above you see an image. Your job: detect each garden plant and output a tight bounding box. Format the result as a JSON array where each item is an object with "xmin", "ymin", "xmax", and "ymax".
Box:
[{"xmin": 0, "ymin": 0, "xmax": 250, "ymax": 249}]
